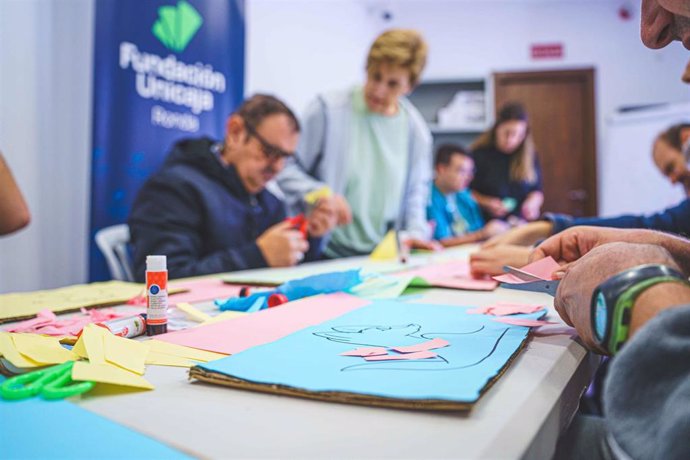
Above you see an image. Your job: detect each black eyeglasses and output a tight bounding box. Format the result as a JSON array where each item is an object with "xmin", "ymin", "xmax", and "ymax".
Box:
[{"xmin": 244, "ymin": 122, "xmax": 295, "ymax": 161}]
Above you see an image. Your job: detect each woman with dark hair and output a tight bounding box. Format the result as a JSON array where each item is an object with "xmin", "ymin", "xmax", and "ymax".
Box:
[{"xmin": 470, "ymin": 102, "xmax": 544, "ymax": 221}]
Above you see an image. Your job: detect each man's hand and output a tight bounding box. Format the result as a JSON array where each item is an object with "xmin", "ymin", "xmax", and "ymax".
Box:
[
  {"xmin": 406, "ymin": 238, "xmax": 443, "ymax": 251},
  {"xmin": 256, "ymin": 221, "xmax": 309, "ymax": 267},
  {"xmin": 480, "ymin": 219, "xmax": 510, "ymax": 240},
  {"xmin": 306, "ymin": 198, "xmax": 337, "ymax": 237},
  {"xmin": 554, "ymin": 242, "xmax": 680, "ymax": 353},
  {"xmin": 483, "ymin": 221, "xmax": 553, "ymax": 249},
  {"xmin": 483, "ymin": 197, "xmax": 509, "ymax": 218},
  {"xmin": 469, "ymin": 244, "xmax": 532, "ymax": 276},
  {"xmin": 331, "ymin": 194, "xmax": 352, "ymax": 226}
]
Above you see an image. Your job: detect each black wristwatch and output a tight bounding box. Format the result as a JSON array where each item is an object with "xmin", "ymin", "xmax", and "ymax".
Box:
[{"xmin": 591, "ymin": 264, "xmax": 688, "ymax": 355}]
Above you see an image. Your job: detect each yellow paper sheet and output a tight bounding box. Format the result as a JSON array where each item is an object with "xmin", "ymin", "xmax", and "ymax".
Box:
[
  {"xmin": 10, "ymin": 333, "xmax": 77, "ymax": 365},
  {"xmin": 370, "ymin": 230, "xmax": 398, "ymax": 261},
  {"xmin": 72, "ymin": 334, "xmax": 88, "ymax": 360},
  {"xmin": 175, "ymin": 302, "xmax": 212, "ymax": 323},
  {"xmin": 103, "ymin": 333, "xmax": 149, "ymax": 375},
  {"xmin": 0, "ymin": 332, "xmax": 42, "ymax": 369},
  {"xmin": 145, "ymin": 351, "xmax": 195, "ymax": 368},
  {"xmin": 200, "ymin": 311, "xmax": 245, "ymax": 325},
  {"xmin": 147, "ymin": 340, "xmax": 227, "ymax": 362},
  {"xmin": 72, "ymin": 361, "xmax": 154, "ymax": 390},
  {"xmin": 81, "ymin": 324, "xmax": 108, "ymax": 364},
  {"xmin": 0, "ymin": 281, "xmax": 143, "ymax": 321}
]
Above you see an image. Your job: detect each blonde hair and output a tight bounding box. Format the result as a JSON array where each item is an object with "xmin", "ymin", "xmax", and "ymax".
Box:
[
  {"xmin": 366, "ymin": 29, "xmax": 428, "ymax": 86},
  {"xmin": 471, "ymin": 102, "xmax": 538, "ymax": 184}
]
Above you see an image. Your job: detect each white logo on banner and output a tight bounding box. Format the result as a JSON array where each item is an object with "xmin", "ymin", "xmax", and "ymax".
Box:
[{"xmin": 119, "ymin": 41, "xmax": 226, "ymax": 132}]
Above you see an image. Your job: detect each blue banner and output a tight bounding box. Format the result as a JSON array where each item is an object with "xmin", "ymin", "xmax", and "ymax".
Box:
[{"xmin": 90, "ymin": 0, "xmax": 244, "ymax": 281}]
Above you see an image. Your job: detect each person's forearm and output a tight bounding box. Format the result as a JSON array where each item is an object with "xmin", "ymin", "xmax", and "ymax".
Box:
[
  {"xmin": 471, "ymin": 190, "xmax": 492, "ymax": 207},
  {"xmin": 631, "ymin": 282, "xmax": 690, "ymax": 337},
  {"xmin": 440, "ymin": 230, "xmax": 484, "ymax": 247}
]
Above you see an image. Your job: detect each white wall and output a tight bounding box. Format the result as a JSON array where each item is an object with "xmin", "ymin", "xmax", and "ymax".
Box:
[
  {"xmin": 0, "ymin": 0, "xmax": 688, "ymax": 293},
  {"xmin": 0, "ymin": 0, "xmax": 94, "ymax": 293},
  {"xmin": 247, "ymin": 0, "xmax": 690, "ymax": 213}
]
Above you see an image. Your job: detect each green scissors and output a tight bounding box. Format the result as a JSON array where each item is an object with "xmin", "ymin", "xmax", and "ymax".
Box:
[{"xmin": 0, "ymin": 361, "xmax": 95, "ymax": 401}]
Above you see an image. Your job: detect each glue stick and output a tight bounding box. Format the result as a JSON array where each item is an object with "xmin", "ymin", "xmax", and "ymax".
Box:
[{"xmin": 145, "ymin": 255, "xmax": 168, "ymax": 335}]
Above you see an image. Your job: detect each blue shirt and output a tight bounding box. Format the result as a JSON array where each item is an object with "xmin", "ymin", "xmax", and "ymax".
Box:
[{"xmin": 427, "ymin": 184, "xmax": 484, "ymax": 240}]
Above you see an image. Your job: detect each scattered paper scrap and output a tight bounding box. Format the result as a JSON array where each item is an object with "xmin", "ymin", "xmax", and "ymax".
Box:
[
  {"xmin": 147, "ymin": 340, "xmax": 227, "ymax": 363},
  {"xmin": 3, "ymin": 308, "xmax": 144, "ymax": 337},
  {"xmin": 144, "ymin": 351, "xmax": 195, "ymax": 368},
  {"xmin": 391, "ymin": 337, "xmax": 449, "ymax": 353},
  {"xmin": 0, "ymin": 333, "xmax": 42, "ymax": 369},
  {"xmin": 10, "ymin": 334, "xmax": 77, "ymax": 365},
  {"xmin": 467, "ymin": 303, "xmax": 545, "ymax": 316},
  {"xmin": 103, "ymin": 333, "xmax": 150, "ymax": 375},
  {"xmin": 364, "ymin": 350, "xmax": 438, "ymax": 361},
  {"xmin": 492, "ymin": 318, "xmax": 556, "ymax": 327},
  {"xmin": 370, "ymin": 230, "xmax": 398, "ymax": 261},
  {"xmin": 175, "ymin": 302, "xmax": 212, "ymax": 323},
  {"xmin": 340, "ymin": 347, "xmax": 388, "ymax": 357},
  {"xmin": 400, "ymin": 261, "xmax": 498, "ymax": 291}
]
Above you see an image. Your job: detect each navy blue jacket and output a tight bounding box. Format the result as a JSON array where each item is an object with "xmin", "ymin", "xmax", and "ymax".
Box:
[
  {"xmin": 545, "ymin": 198, "xmax": 690, "ymax": 237},
  {"xmin": 128, "ymin": 137, "xmax": 320, "ymax": 281}
]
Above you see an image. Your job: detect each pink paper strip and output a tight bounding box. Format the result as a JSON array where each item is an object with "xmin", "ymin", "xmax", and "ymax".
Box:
[
  {"xmin": 466, "ymin": 303, "xmax": 545, "ymax": 316},
  {"xmin": 398, "ymin": 260, "xmax": 498, "ymax": 291},
  {"xmin": 391, "ymin": 338, "xmax": 449, "ymax": 353},
  {"xmin": 156, "ymin": 293, "xmax": 371, "ymax": 354},
  {"xmin": 493, "ymin": 257, "xmax": 561, "ymax": 284},
  {"xmin": 364, "ymin": 350, "xmax": 437, "ymax": 361},
  {"xmin": 492, "ymin": 318, "xmax": 556, "ymax": 327},
  {"xmin": 3, "ymin": 308, "xmax": 144, "ymax": 336},
  {"xmin": 340, "ymin": 347, "xmax": 388, "ymax": 357}
]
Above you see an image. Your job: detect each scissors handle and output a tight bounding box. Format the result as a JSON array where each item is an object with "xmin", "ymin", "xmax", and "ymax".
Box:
[{"xmin": 0, "ymin": 361, "xmax": 94, "ymax": 401}]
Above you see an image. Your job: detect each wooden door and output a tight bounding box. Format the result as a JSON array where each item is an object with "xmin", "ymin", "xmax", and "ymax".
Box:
[{"xmin": 494, "ymin": 69, "xmax": 597, "ymax": 216}]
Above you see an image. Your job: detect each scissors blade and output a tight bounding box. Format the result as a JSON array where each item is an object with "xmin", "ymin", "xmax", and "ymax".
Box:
[
  {"xmin": 501, "ymin": 279, "xmax": 560, "ymax": 296},
  {"xmin": 503, "ymin": 265, "xmax": 543, "ymax": 282}
]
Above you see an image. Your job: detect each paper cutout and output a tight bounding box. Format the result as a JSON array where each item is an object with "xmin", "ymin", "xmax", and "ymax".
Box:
[
  {"xmin": 364, "ymin": 350, "xmax": 438, "ymax": 361},
  {"xmin": 492, "ymin": 318, "xmax": 556, "ymax": 327},
  {"xmin": 197, "ymin": 300, "xmax": 544, "ymax": 404},
  {"xmin": 304, "ymin": 185, "xmax": 333, "ymax": 205},
  {"xmin": 391, "ymin": 338, "xmax": 449, "ymax": 353},
  {"xmin": 80, "ymin": 324, "xmax": 108, "ymax": 364},
  {"xmin": 3, "ymin": 307, "xmax": 144, "ymax": 336},
  {"xmin": 157, "ymin": 293, "xmax": 371, "ymax": 354},
  {"xmin": 175, "ymin": 302, "xmax": 212, "ymax": 322},
  {"xmin": 0, "ymin": 281, "xmax": 146, "ymax": 322},
  {"xmin": 370, "ymin": 230, "xmax": 398, "ymax": 261},
  {"xmin": 0, "ymin": 333, "xmax": 42, "ymax": 369},
  {"xmin": 10, "ymin": 333, "xmax": 77, "ymax": 365},
  {"xmin": 340, "ymin": 347, "xmax": 388, "ymax": 357},
  {"xmin": 467, "ymin": 303, "xmax": 545, "ymax": 316},
  {"xmin": 72, "ymin": 361, "xmax": 154, "ymax": 390},
  {"xmin": 349, "ymin": 275, "xmax": 413, "ymax": 299},
  {"xmin": 493, "ymin": 257, "xmax": 561, "ymax": 284},
  {"xmin": 400, "ymin": 260, "xmax": 497, "ymax": 291},
  {"xmin": 147, "ymin": 340, "xmax": 227, "ymax": 362},
  {"xmin": 103, "ymin": 333, "xmax": 149, "ymax": 375}
]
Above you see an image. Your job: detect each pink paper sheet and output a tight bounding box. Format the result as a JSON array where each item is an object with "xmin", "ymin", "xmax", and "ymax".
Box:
[
  {"xmin": 398, "ymin": 260, "xmax": 498, "ymax": 291},
  {"xmin": 493, "ymin": 257, "xmax": 561, "ymax": 284},
  {"xmin": 492, "ymin": 318, "xmax": 556, "ymax": 327},
  {"xmin": 340, "ymin": 347, "xmax": 388, "ymax": 357},
  {"xmin": 127, "ymin": 278, "xmax": 244, "ymax": 306},
  {"xmin": 391, "ymin": 338, "xmax": 449, "ymax": 353},
  {"xmin": 3, "ymin": 308, "xmax": 144, "ymax": 336},
  {"xmin": 155, "ymin": 293, "xmax": 371, "ymax": 354},
  {"xmin": 364, "ymin": 350, "xmax": 437, "ymax": 361},
  {"xmin": 467, "ymin": 302, "xmax": 545, "ymax": 316}
]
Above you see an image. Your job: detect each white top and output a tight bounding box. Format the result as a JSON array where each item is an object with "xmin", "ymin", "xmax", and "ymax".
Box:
[{"xmin": 145, "ymin": 255, "xmax": 167, "ymax": 272}]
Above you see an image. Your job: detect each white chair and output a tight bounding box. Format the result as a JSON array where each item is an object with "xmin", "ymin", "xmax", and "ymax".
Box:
[{"xmin": 94, "ymin": 224, "xmax": 134, "ymax": 282}]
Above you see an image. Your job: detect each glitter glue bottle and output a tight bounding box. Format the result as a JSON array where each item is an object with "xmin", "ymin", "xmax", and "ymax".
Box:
[{"xmin": 145, "ymin": 255, "xmax": 168, "ymax": 336}]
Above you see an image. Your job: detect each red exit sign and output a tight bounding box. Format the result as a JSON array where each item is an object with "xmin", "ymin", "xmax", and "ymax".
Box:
[{"xmin": 531, "ymin": 43, "xmax": 564, "ymax": 59}]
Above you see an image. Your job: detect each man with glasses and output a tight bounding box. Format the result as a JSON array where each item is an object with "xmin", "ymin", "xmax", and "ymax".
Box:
[{"xmin": 128, "ymin": 94, "xmax": 337, "ymax": 281}]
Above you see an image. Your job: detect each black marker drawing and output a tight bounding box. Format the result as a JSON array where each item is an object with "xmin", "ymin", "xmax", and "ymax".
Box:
[{"xmin": 313, "ymin": 323, "xmax": 510, "ymax": 372}]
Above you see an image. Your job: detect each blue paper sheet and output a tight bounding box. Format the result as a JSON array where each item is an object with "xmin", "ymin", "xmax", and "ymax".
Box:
[
  {"xmin": 198, "ymin": 300, "xmax": 544, "ymax": 403},
  {"xmin": 0, "ymin": 376, "xmax": 190, "ymax": 459}
]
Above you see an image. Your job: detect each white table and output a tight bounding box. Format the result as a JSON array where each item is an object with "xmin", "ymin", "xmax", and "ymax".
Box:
[{"xmin": 71, "ymin": 249, "xmax": 597, "ymax": 459}]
